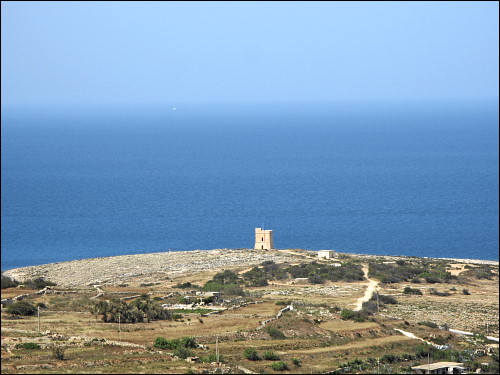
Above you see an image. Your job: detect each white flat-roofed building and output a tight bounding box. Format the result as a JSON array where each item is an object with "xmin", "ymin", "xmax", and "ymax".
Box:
[
  {"xmin": 318, "ymin": 250, "xmax": 336, "ymax": 259},
  {"xmin": 411, "ymin": 362, "xmax": 465, "ymax": 374}
]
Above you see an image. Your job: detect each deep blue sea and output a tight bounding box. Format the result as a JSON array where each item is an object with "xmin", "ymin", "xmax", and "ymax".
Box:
[{"xmin": 2, "ymin": 101, "xmax": 499, "ymax": 270}]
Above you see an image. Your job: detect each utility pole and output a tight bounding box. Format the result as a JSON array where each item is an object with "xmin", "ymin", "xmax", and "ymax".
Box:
[
  {"xmin": 216, "ymin": 335, "xmax": 219, "ymax": 363},
  {"xmin": 377, "ymin": 358, "xmax": 380, "ymax": 374},
  {"xmin": 376, "ymin": 291, "xmax": 380, "ymax": 313},
  {"xmin": 37, "ymin": 305, "xmax": 40, "ymax": 333},
  {"xmin": 118, "ymin": 313, "xmax": 121, "ymax": 340}
]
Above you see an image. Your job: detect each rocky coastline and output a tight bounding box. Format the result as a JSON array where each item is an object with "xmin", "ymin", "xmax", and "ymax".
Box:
[
  {"xmin": 3, "ymin": 248, "xmax": 498, "ymax": 288},
  {"xmin": 2, "ymin": 249, "xmax": 305, "ymax": 288}
]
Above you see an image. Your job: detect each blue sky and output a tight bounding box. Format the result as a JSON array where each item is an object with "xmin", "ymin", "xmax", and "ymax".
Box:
[{"xmin": 1, "ymin": 1, "xmax": 498, "ymax": 107}]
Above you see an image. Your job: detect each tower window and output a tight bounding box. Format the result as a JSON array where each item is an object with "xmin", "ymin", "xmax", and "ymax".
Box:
[{"xmin": 262, "ymin": 237, "xmax": 264, "ymax": 241}]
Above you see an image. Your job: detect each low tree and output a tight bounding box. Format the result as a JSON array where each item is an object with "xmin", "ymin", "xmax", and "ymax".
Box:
[
  {"xmin": 308, "ymin": 273, "xmax": 324, "ymax": 284},
  {"xmin": 7, "ymin": 301, "xmax": 37, "ymax": 316},
  {"xmin": 51, "ymin": 345, "xmax": 66, "ymax": 360},
  {"xmin": 362, "ymin": 300, "xmax": 378, "ymax": 314},
  {"xmin": 90, "ymin": 296, "xmax": 171, "ymax": 323},
  {"xmin": 1, "ymin": 274, "xmax": 19, "ymax": 289}
]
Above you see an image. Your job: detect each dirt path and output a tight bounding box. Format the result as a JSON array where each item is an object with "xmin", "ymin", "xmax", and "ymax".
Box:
[
  {"xmin": 238, "ymin": 267, "xmax": 254, "ymax": 275},
  {"xmin": 285, "ymin": 335, "xmax": 412, "ymax": 354},
  {"xmin": 448, "ymin": 263, "xmax": 466, "ymax": 276},
  {"xmin": 394, "ymin": 328, "xmax": 446, "ymax": 348},
  {"xmin": 352, "ymin": 267, "xmax": 379, "ymax": 311}
]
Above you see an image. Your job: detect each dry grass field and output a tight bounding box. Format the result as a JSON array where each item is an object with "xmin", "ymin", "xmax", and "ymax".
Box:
[{"xmin": 2, "ymin": 251, "xmax": 498, "ymax": 374}]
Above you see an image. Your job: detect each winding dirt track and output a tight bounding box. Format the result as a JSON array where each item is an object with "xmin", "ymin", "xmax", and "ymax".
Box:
[{"xmin": 353, "ymin": 267, "xmax": 379, "ymax": 311}]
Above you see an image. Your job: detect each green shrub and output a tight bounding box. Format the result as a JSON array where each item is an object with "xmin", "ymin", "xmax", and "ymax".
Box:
[
  {"xmin": 1, "ymin": 274, "xmax": 19, "ymax": 289},
  {"xmin": 367, "ymin": 357, "xmax": 378, "ymax": 365},
  {"xmin": 403, "ymin": 286, "xmax": 423, "ymax": 295},
  {"xmin": 462, "ymin": 265, "xmax": 494, "ymax": 280},
  {"xmin": 289, "ymin": 262, "xmax": 364, "ymax": 282},
  {"xmin": 271, "ymin": 361, "xmax": 288, "ymax": 371},
  {"xmin": 308, "ymin": 274, "xmax": 324, "ymax": 284},
  {"xmin": 425, "ymin": 276, "xmax": 441, "ymax": 284},
  {"xmin": 23, "ymin": 278, "xmax": 57, "ymax": 290},
  {"xmin": 401, "ymin": 352, "xmax": 416, "ymax": 361},
  {"xmin": 174, "ymin": 347, "xmax": 194, "ymax": 359},
  {"xmin": 244, "ymin": 347, "xmax": 261, "ymax": 361},
  {"xmin": 139, "ymin": 282, "xmax": 160, "ymax": 287},
  {"xmin": 249, "ymin": 277, "xmax": 269, "ymax": 287},
  {"xmin": 154, "ymin": 337, "xmax": 171, "ymax": 349},
  {"xmin": 340, "ymin": 309, "xmax": 355, "ymax": 320},
  {"xmin": 430, "ymin": 335, "xmax": 449, "ymax": 346},
  {"xmin": 263, "ymin": 351, "xmax": 280, "ymax": 360},
  {"xmin": 369, "ymin": 262, "xmax": 425, "ymax": 283},
  {"xmin": 376, "ymin": 294, "xmax": 398, "ymax": 304},
  {"xmin": 7, "ymin": 301, "xmax": 37, "ymax": 316},
  {"xmin": 179, "ymin": 337, "xmax": 197, "ymax": 348},
  {"xmin": 462, "ymin": 289, "xmax": 470, "ymax": 295},
  {"xmin": 292, "ymin": 358, "xmax": 301, "ymax": 367},
  {"xmin": 174, "ymin": 282, "xmax": 198, "ymax": 289},
  {"xmin": 203, "ymin": 352, "xmax": 225, "ymax": 363},
  {"xmin": 428, "ymin": 288, "xmax": 451, "ymax": 296},
  {"xmin": 381, "ymin": 354, "xmax": 399, "ymax": 363},
  {"xmin": 340, "ymin": 309, "xmax": 367, "ymax": 322},
  {"xmin": 154, "ymin": 336, "xmax": 196, "ymax": 350},
  {"xmin": 203, "ymin": 281, "xmax": 244, "ymax": 296},
  {"xmin": 267, "ymin": 327, "xmax": 286, "ymax": 339},
  {"xmin": 223, "ymin": 283, "xmax": 245, "ymax": 296},
  {"xmin": 16, "ymin": 342, "xmax": 40, "ymax": 349},
  {"xmin": 380, "ymin": 354, "xmax": 399, "ymax": 363}
]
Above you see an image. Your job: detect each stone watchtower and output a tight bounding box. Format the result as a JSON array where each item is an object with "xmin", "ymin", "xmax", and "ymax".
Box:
[{"xmin": 254, "ymin": 228, "xmax": 274, "ymax": 250}]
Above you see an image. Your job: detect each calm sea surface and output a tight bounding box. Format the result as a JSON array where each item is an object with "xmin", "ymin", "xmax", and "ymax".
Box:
[{"xmin": 2, "ymin": 102, "xmax": 499, "ymax": 270}]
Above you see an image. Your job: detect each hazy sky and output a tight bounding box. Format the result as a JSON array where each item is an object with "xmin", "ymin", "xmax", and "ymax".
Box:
[{"xmin": 1, "ymin": 1, "xmax": 498, "ymax": 107}]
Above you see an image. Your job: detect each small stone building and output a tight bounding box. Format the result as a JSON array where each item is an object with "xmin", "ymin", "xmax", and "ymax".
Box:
[
  {"xmin": 254, "ymin": 228, "xmax": 274, "ymax": 250},
  {"xmin": 318, "ymin": 250, "xmax": 336, "ymax": 259}
]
